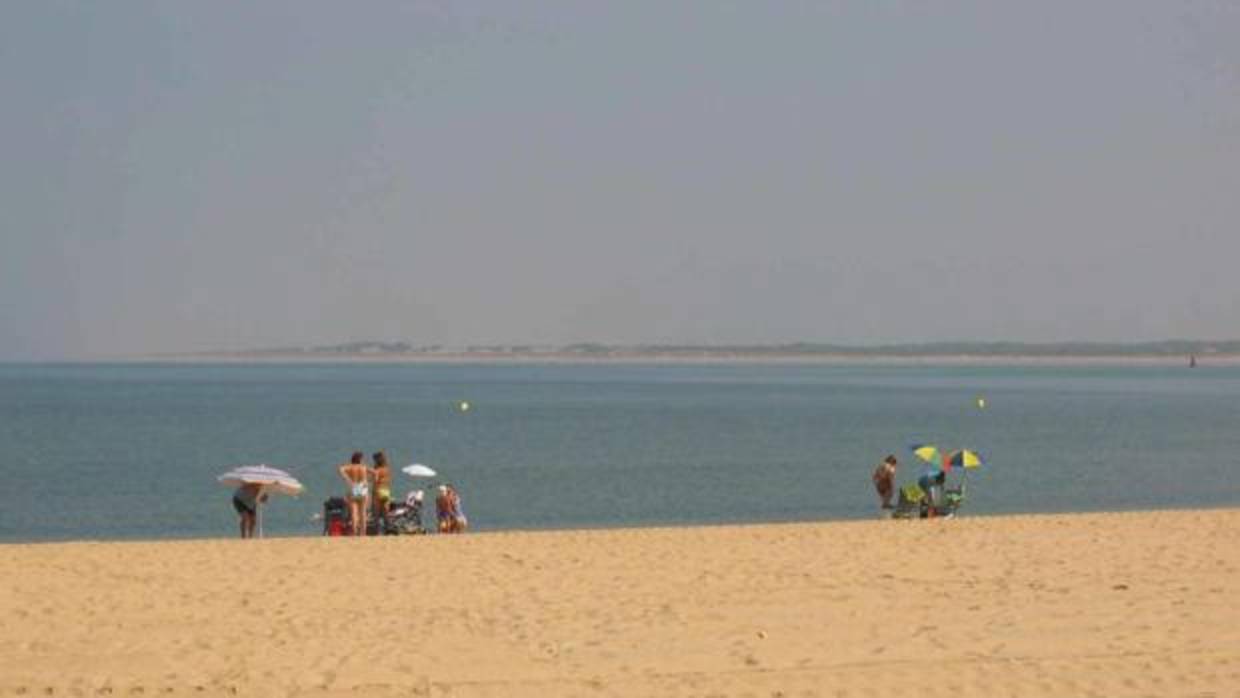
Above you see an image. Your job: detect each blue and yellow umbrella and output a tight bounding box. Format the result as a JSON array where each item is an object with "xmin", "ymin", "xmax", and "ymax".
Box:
[{"xmin": 945, "ymin": 449, "xmax": 985, "ymax": 471}]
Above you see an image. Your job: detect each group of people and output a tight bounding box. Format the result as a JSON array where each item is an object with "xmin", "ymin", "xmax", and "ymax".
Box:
[
  {"xmin": 870, "ymin": 454, "xmax": 949, "ymax": 518},
  {"xmin": 229, "ymin": 451, "xmax": 470, "ymax": 539},
  {"xmin": 337, "ymin": 451, "xmax": 468, "ymax": 535},
  {"xmin": 337, "ymin": 451, "xmax": 393, "ymax": 535}
]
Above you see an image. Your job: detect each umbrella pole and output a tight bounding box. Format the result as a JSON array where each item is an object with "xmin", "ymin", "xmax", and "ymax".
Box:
[{"xmin": 257, "ymin": 485, "xmax": 265, "ymax": 539}]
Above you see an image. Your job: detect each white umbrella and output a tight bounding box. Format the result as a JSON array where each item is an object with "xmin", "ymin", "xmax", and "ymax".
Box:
[
  {"xmin": 402, "ymin": 463, "xmax": 437, "ymax": 478},
  {"xmin": 217, "ymin": 464, "xmax": 304, "ymax": 537}
]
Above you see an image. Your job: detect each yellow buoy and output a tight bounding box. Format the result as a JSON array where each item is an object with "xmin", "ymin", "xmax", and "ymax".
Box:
[
  {"xmin": 459, "ymin": 401, "xmax": 471, "ymax": 412},
  {"xmin": 976, "ymin": 397, "xmax": 986, "ymax": 409}
]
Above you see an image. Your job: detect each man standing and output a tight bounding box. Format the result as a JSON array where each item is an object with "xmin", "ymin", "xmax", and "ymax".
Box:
[{"xmin": 872, "ymin": 455, "xmax": 898, "ymax": 510}]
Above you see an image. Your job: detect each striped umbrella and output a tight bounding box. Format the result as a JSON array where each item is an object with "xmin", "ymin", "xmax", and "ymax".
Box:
[
  {"xmin": 218, "ymin": 464, "xmax": 304, "ymax": 495},
  {"xmin": 217, "ymin": 465, "xmax": 304, "ymax": 537},
  {"xmin": 944, "ymin": 449, "xmax": 985, "ymax": 505},
  {"xmin": 945, "ymin": 449, "xmax": 985, "ymax": 471}
]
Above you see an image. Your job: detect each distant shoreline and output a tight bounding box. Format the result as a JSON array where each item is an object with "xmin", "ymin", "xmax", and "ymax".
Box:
[{"xmin": 123, "ymin": 350, "xmax": 1240, "ymax": 367}]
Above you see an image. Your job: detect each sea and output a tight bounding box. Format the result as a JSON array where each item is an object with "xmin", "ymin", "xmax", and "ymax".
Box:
[{"xmin": 2, "ymin": 361, "xmax": 1238, "ymax": 543}]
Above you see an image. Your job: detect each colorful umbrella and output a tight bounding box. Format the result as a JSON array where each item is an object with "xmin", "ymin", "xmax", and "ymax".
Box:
[
  {"xmin": 910, "ymin": 444, "xmax": 943, "ymax": 466},
  {"xmin": 945, "ymin": 449, "xmax": 985, "ymax": 471}
]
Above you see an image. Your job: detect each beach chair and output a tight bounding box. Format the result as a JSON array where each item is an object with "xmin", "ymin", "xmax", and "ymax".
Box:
[
  {"xmin": 938, "ymin": 482, "xmax": 967, "ymax": 518},
  {"xmin": 891, "ymin": 481, "xmax": 967, "ymax": 520},
  {"xmin": 891, "ymin": 484, "xmax": 925, "ymax": 520}
]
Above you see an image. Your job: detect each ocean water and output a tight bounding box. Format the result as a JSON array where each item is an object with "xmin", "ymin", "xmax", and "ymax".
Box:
[{"xmin": 2, "ymin": 361, "xmax": 1238, "ymax": 543}]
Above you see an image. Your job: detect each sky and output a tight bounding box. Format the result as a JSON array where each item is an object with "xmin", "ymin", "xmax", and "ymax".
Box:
[{"xmin": 2, "ymin": 2, "xmax": 1238, "ymax": 359}]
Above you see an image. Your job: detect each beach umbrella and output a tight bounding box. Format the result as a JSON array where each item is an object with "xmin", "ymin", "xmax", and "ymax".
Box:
[
  {"xmin": 945, "ymin": 449, "xmax": 985, "ymax": 471},
  {"xmin": 910, "ymin": 444, "xmax": 943, "ymax": 466},
  {"xmin": 217, "ymin": 464, "xmax": 304, "ymax": 538},
  {"xmin": 945, "ymin": 448, "xmax": 985, "ymax": 496},
  {"xmin": 218, "ymin": 464, "xmax": 304, "ymax": 495},
  {"xmin": 402, "ymin": 464, "xmax": 437, "ymax": 478}
]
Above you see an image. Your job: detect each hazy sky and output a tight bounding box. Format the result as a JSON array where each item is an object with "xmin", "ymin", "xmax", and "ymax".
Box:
[{"xmin": 3, "ymin": 2, "xmax": 1238, "ymax": 359}]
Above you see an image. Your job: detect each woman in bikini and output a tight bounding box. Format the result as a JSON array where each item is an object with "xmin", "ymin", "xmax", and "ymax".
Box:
[
  {"xmin": 338, "ymin": 451, "xmax": 374, "ymax": 536},
  {"xmin": 372, "ymin": 450, "xmax": 393, "ymax": 529}
]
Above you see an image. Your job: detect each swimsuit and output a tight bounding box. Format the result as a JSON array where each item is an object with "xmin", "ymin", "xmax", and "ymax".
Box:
[
  {"xmin": 340, "ymin": 464, "xmax": 370, "ymax": 501},
  {"xmin": 233, "ymin": 486, "xmax": 258, "ymax": 515}
]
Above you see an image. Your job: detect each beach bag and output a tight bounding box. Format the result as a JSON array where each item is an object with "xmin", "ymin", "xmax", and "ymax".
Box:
[{"xmin": 323, "ymin": 497, "xmax": 349, "ymax": 535}]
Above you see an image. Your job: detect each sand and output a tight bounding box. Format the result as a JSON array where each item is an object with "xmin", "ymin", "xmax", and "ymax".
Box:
[{"xmin": 2, "ymin": 509, "xmax": 1237, "ymax": 697}]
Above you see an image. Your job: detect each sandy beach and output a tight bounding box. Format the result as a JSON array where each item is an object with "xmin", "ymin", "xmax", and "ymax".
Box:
[{"xmin": 2, "ymin": 509, "xmax": 1237, "ymax": 697}]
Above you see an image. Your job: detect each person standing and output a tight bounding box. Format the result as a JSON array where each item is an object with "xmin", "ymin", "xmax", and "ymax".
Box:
[
  {"xmin": 450, "ymin": 484, "xmax": 468, "ymax": 533},
  {"xmin": 372, "ymin": 451, "xmax": 393, "ymax": 527},
  {"xmin": 231, "ymin": 483, "xmax": 267, "ymax": 539},
  {"xmin": 338, "ymin": 452, "xmax": 374, "ymax": 536},
  {"xmin": 872, "ymin": 455, "xmax": 898, "ymax": 510},
  {"xmin": 435, "ymin": 484, "xmax": 454, "ymax": 533}
]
